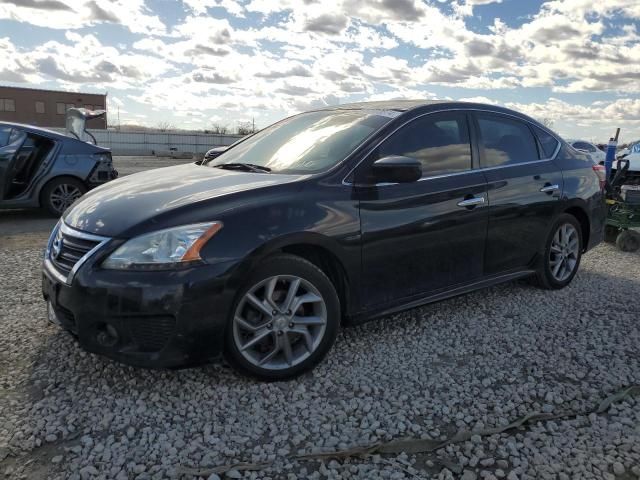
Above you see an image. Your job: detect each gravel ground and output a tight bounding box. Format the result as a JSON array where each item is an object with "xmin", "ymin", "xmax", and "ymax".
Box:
[{"xmin": 0, "ymin": 236, "xmax": 639, "ymax": 480}]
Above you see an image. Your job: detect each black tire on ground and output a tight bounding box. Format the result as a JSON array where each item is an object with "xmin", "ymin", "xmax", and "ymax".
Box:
[
  {"xmin": 604, "ymin": 225, "xmax": 620, "ymax": 243},
  {"xmin": 533, "ymin": 213, "xmax": 583, "ymax": 290},
  {"xmin": 41, "ymin": 176, "xmax": 87, "ymax": 217},
  {"xmin": 616, "ymin": 230, "xmax": 640, "ymax": 252},
  {"xmin": 224, "ymin": 254, "xmax": 341, "ymax": 381}
]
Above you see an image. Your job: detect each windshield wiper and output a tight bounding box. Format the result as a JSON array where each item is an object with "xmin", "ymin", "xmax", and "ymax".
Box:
[{"xmin": 213, "ymin": 163, "xmax": 271, "ymax": 173}]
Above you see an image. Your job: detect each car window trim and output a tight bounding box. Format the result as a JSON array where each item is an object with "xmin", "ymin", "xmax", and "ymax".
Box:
[{"xmin": 343, "ymin": 108, "xmax": 562, "ymax": 187}]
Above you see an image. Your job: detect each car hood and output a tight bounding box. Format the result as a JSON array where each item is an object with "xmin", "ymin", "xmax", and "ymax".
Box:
[{"xmin": 64, "ymin": 164, "xmax": 304, "ymax": 236}]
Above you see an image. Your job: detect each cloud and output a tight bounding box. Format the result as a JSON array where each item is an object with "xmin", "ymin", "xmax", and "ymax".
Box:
[
  {"xmin": 184, "ymin": 44, "xmax": 230, "ymax": 57},
  {"xmin": 86, "ymin": 0, "xmax": 119, "ymax": 22},
  {"xmin": 3, "ymin": 0, "xmax": 71, "ymax": 11},
  {"xmin": 276, "ymin": 84, "xmax": 316, "ymax": 96},
  {"xmin": 0, "ymin": 0, "xmax": 166, "ymax": 34},
  {"xmin": 0, "ymin": 68, "xmax": 28, "ymax": 83},
  {"xmin": 304, "ymin": 14, "xmax": 349, "ymax": 35},
  {"xmin": 192, "ymin": 70, "xmax": 237, "ymax": 84},
  {"xmin": 255, "ymin": 65, "xmax": 312, "ymax": 79},
  {"xmin": 1, "ymin": 0, "xmax": 639, "ymax": 135}
]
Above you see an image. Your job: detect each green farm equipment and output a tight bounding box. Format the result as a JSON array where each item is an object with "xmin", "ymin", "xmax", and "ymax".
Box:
[{"xmin": 605, "ymin": 158, "xmax": 640, "ymax": 252}]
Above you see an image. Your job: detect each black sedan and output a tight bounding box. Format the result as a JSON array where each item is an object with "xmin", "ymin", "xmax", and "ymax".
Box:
[{"xmin": 42, "ymin": 101, "xmax": 606, "ymax": 380}]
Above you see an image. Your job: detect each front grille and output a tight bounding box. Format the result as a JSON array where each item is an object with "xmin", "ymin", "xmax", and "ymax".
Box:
[
  {"xmin": 48, "ymin": 224, "xmax": 106, "ymax": 281},
  {"xmin": 128, "ymin": 316, "xmax": 176, "ymax": 352}
]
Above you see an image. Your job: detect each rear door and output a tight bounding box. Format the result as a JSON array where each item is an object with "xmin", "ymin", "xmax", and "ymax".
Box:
[
  {"xmin": 473, "ymin": 112, "xmax": 563, "ymax": 275},
  {"xmin": 357, "ymin": 111, "xmax": 489, "ymax": 309}
]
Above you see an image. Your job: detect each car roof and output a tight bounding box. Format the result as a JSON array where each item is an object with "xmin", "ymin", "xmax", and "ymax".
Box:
[
  {"xmin": 325, "ymin": 100, "xmax": 448, "ymax": 112},
  {"xmin": 0, "ymin": 121, "xmax": 109, "ymax": 152},
  {"xmin": 0, "ymin": 121, "xmax": 71, "ymax": 141},
  {"xmin": 320, "ymin": 100, "xmax": 546, "ymax": 125}
]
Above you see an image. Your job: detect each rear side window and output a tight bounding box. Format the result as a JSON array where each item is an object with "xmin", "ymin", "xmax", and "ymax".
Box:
[
  {"xmin": 0, "ymin": 126, "xmax": 11, "ymax": 147},
  {"xmin": 375, "ymin": 112, "xmax": 472, "ymax": 177},
  {"xmin": 572, "ymin": 141, "xmax": 595, "ymax": 153},
  {"xmin": 476, "ymin": 113, "xmax": 539, "ymax": 167},
  {"xmin": 532, "ymin": 126, "xmax": 559, "ymax": 158}
]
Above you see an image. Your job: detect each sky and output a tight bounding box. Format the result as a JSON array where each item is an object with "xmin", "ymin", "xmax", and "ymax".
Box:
[{"xmin": 0, "ymin": 0, "xmax": 639, "ymax": 142}]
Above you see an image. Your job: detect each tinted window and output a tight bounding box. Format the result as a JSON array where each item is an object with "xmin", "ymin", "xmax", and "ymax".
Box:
[
  {"xmin": 0, "ymin": 127, "xmax": 11, "ymax": 147},
  {"xmin": 477, "ymin": 114, "xmax": 539, "ymax": 167},
  {"xmin": 375, "ymin": 112, "xmax": 471, "ymax": 177},
  {"xmin": 532, "ymin": 126, "xmax": 559, "ymax": 158}
]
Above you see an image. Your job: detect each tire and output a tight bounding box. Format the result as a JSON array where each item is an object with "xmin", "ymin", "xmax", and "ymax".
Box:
[
  {"xmin": 604, "ymin": 225, "xmax": 620, "ymax": 244},
  {"xmin": 41, "ymin": 176, "xmax": 87, "ymax": 217},
  {"xmin": 224, "ymin": 254, "xmax": 340, "ymax": 381},
  {"xmin": 533, "ymin": 214, "xmax": 583, "ymax": 290},
  {"xmin": 616, "ymin": 230, "xmax": 640, "ymax": 252}
]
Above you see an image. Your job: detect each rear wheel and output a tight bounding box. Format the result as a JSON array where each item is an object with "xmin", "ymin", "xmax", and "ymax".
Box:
[
  {"xmin": 604, "ymin": 225, "xmax": 620, "ymax": 243},
  {"xmin": 41, "ymin": 176, "xmax": 87, "ymax": 217},
  {"xmin": 533, "ymin": 214, "xmax": 582, "ymax": 290},
  {"xmin": 224, "ymin": 254, "xmax": 340, "ymax": 381},
  {"xmin": 616, "ymin": 230, "xmax": 640, "ymax": 252}
]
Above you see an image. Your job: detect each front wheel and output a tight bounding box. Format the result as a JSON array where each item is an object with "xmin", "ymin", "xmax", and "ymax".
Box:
[
  {"xmin": 224, "ymin": 254, "xmax": 340, "ymax": 381},
  {"xmin": 533, "ymin": 214, "xmax": 583, "ymax": 290}
]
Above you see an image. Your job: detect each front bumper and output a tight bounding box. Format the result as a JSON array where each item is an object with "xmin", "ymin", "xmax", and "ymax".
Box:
[{"xmin": 42, "ymin": 258, "xmax": 237, "ymax": 368}]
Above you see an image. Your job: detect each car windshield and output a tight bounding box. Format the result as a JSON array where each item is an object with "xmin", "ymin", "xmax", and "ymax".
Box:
[{"xmin": 208, "ymin": 110, "xmax": 394, "ymax": 174}]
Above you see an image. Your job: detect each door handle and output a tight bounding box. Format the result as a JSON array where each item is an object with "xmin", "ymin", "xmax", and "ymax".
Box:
[
  {"xmin": 540, "ymin": 183, "xmax": 559, "ymax": 194},
  {"xmin": 457, "ymin": 196, "xmax": 485, "ymax": 208}
]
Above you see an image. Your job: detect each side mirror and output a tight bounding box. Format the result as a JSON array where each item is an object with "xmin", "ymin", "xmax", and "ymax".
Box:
[{"xmin": 371, "ymin": 155, "xmax": 422, "ymax": 183}]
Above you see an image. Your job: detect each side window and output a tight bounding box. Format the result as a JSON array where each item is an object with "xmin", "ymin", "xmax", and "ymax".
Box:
[
  {"xmin": 0, "ymin": 127, "xmax": 11, "ymax": 147},
  {"xmin": 477, "ymin": 114, "xmax": 539, "ymax": 167},
  {"xmin": 532, "ymin": 125, "xmax": 559, "ymax": 158},
  {"xmin": 374, "ymin": 112, "xmax": 472, "ymax": 178}
]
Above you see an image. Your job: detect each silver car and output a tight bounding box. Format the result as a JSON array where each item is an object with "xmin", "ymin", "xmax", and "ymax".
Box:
[{"xmin": 0, "ymin": 109, "xmax": 117, "ymax": 216}]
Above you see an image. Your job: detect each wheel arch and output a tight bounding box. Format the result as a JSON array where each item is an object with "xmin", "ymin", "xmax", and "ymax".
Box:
[
  {"xmin": 563, "ymin": 204, "xmax": 590, "ymax": 251},
  {"xmin": 226, "ymin": 232, "xmax": 356, "ymax": 322}
]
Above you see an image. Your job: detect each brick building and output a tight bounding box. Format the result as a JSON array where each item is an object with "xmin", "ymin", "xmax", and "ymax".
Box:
[{"xmin": 0, "ymin": 86, "xmax": 107, "ymax": 129}]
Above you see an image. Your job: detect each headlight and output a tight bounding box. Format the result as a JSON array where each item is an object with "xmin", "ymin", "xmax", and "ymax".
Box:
[{"xmin": 102, "ymin": 222, "xmax": 222, "ymax": 270}]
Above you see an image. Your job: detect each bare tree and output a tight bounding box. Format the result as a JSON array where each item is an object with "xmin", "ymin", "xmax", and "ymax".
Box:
[
  {"xmin": 540, "ymin": 117, "xmax": 555, "ymax": 129},
  {"xmin": 156, "ymin": 121, "xmax": 175, "ymax": 132},
  {"xmin": 210, "ymin": 123, "xmax": 229, "ymax": 134},
  {"xmin": 236, "ymin": 120, "xmax": 256, "ymax": 135}
]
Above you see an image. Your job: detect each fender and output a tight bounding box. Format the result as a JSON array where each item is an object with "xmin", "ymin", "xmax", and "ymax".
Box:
[{"xmin": 223, "ymin": 230, "xmax": 358, "ymax": 292}]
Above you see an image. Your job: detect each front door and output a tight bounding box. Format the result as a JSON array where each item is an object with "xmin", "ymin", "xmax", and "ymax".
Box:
[
  {"xmin": 472, "ymin": 112, "xmax": 564, "ymax": 275},
  {"xmin": 0, "ymin": 126, "xmax": 26, "ymax": 201},
  {"xmin": 356, "ymin": 111, "xmax": 488, "ymax": 310}
]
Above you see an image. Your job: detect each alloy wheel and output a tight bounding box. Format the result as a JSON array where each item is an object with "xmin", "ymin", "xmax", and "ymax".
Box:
[
  {"xmin": 232, "ymin": 275, "xmax": 328, "ymax": 370},
  {"xmin": 49, "ymin": 184, "xmax": 83, "ymax": 214},
  {"xmin": 549, "ymin": 223, "xmax": 580, "ymax": 282}
]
